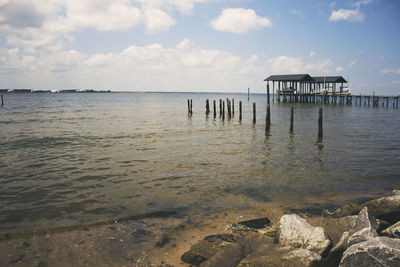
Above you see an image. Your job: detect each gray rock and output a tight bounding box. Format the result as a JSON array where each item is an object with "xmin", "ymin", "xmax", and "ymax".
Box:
[
  {"xmin": 381, "ymin": 220, "xmax": 400, "ymax": 238},
  {"xmin": 181, "ymin": 234, "xmax": 238, "ymax": 265},
  {"xmin": 278, "ymin": 214, "xmax": 331, "ymax": 255},
  {"xmin": 347, "ymin": 227, "xmax": 378, "ymax": 247},
  {"xmin": 332, "ymin": 207, "xmax": 378, "ymax": 252},
  {"xmin": 332, "ymin": 195, "xmax": 400, "ymax": 224},
  {"xmin": 349, "ymin": 207, "xmax": 378, "ymax": 235},
  {"xmin": 340, "ymin": 237, "xmax": 400, "ymax": 267},
  {"xmin": 282, "ymin": 248, "xmax": 321, "ymax": 266},
  {"xmin": 392, "ymin": 190, "xmax": 400, "ymax": 196}
]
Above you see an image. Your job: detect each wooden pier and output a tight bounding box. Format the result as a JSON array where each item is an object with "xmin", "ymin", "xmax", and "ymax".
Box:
[
  {"xmin": 264, "ymin": 74, "xmax": 399, "ymax": 108},
  {"xmin": 272, "ymin": 93, "xmax": 399, "ymax": 108}
]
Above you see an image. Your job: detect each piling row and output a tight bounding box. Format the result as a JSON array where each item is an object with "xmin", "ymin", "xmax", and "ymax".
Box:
[
  {"xmin": 275, "ymin": 93, "xmax": 399, "ymax": 108},
  {"xmin": 188, "ymin": 99, "xmax": 325, "ymax": 141}
]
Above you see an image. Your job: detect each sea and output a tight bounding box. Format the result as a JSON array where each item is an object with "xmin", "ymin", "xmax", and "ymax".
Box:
[{"xmin": 1, "ymin": 92, "xmax": 400, "ymax": 235}]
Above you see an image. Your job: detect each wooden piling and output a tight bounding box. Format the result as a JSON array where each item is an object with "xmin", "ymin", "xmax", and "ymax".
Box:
[
  {"xmin": 253, "ymin": 102, "xmax": 256, "ymax": 123},
  {"xmin": 213, "ymin": 100, "xmax": 216, "ymax": 118},
  {"xmin": 227, "ymin": 98, "xmax": 231, "ymax": 118},
  {"xmin": 267, "ymin": 84, "xmax": 270, "ymax": 105},
  {"xmin": 248, "ymin": 88, "xmax": 250, "ymax": 101},
  {"xmin": 219, "ymin": 99, "xmax": 222, "ymax": 117},
  {"xmin": 222, "ymin": 101, "xmax": 225, "ymax": 120},
  {"xmin": 1, "ymin": 94, "xmax": 3, "ymax": 107},
  {"xmin": 290, "ymin": 105, "xmax": 294, "ymax": 132},
  {"xmin": 239, "ymin": 101, "xmax": 242, "ymax": 121},
  {"xmin": 206, "ymin": 99, "xmax": 210, "ymax": 114},
  {"xmin": 318, "ymin": 107, "xmax": 323, "ymax": 140},
  {"xmin": 187, "ymin": 99, "xmax": 190, "ymax": 114},
  {"xmin": 265, "ymin": 104, "xmax": 271, "ymax": 131},
  {"xmin": 190, "ymin": 99, "xmax": 193, "ymax": 114},
  {"xmin": 232, "ymin": 98, "xmax": 234, "ymax": 115}
]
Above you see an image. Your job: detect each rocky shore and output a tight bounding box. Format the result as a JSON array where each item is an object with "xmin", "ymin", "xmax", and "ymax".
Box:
[{"xmin": 179, "ymin": 190, "xmax": 400, "ymax": 266}]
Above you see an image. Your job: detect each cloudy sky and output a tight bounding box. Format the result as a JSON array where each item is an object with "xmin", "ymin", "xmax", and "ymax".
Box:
[{"xmin": 0, "ymin": 0, "xmax": 399, "ymax": 94}]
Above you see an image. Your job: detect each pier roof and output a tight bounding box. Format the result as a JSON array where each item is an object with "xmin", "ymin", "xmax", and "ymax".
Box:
[
  {"xmin": 264, "ymin": 74, "xmax": 314, "ymax": 82},
  {"xmin": 312, "ymin": 76, "xmax": 347, "ymax": 83}
]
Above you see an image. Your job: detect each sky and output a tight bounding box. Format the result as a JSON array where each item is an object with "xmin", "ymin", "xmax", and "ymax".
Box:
[{"xmin": 0, "ymin": 0, "xmax": 399, "ymax": 94}]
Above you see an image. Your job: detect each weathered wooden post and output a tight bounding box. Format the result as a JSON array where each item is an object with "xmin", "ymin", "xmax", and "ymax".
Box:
[
  {"xmin": 232, "ymin": 98, "xmax": 234, "ymax": 115},
  {"xmin": 190, "ymin": 99, "xmax": 193, "ymax": 114},
  {"xmin": 213, "ymin": 100, "xmax": 216, "ymax": 118},
  {"xmin": 253, "ymin": 103, "xmax": 256, "ymax": 123},
  {"xmin": 248, "ymin": 88, "xmax": 250, "ymax": 101},
  {"xmin": 290, "ymin": 105, "xmax": 294, "ymax": 132},
  {"xmin": 187, "ymin": 99, "xmax": 190, "ymax": 114},
  {"xmin": 222, "ymin": 100, "xmax": 225, "ymax": 120},
  {"xmin": 206, "ymin": 99, "xmax": 210, "ymax": 115},
  {"xmin": 219, "ymin": 99, "xmax": 222, "ymax": 117},
  {"xmin": 318, "ymin": 107, "xmax": 323, "ymax": 141},
  {"xmin": 267, "ymin": 83, "xmax": 270, "ymax": 105},
  {"xmin": 239, "ymin": 101, "xmax": 242, "ymax": 121},
  {"xmin": 265, "ymin": 104, "xmax": 271, "ymax": 131},
  {"xmin": 227, "ymin": 99, "xmax": 231, "ymax": 119},
  {"xmin": 1, "ymin": 94, "xmax": 3, "ymax": 107}
]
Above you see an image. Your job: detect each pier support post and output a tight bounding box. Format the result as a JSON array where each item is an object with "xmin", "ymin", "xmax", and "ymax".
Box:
[
  {"xmin": 222, "ymin": 101, "xmax": 225, "ymax": 120},
  {"xmin": 219, "ymin": 99, "xmax": 222, "ymax": 117},
  {"xmin": 232, "ymin": 98, "xmax": 235, "ymax": 115},
  {"xmin": 187, "ymin": 99, "xmax": 190, "ymax": 114},
  {"xmin": 318, "ymin": 107, "xmax": 323, "ymax": 141},
  {"xmin": 206, "ymin": 99, "xmax": 210, "ymax": 115},
  {"xmin": 290, "ymin": 105, "xmax": 294, "ymax": 132},
  {"xmin": 265, "ymin": 104, "xmax": 271, "ymax": 131},
  {"xmin": 213, "ymin": 100, "xmax": 216, "ymax": 118},
  {"xmin": 239, "ymin": 101, "xmax": 242, "ymax": 121},
  {"xmin": 253, "ymin": 102, "xmax": 256, "ymax": 124},
  {"xmin": 1, "ymin": 94, "xmax": 3, "ymax": 107},
  {"xmin": 267, "ymin": 83, "xmax": 270, "ymax": 105},
  {"xmin": 190, "ymin": 99, "xmax": 193, "ymax": 114}
]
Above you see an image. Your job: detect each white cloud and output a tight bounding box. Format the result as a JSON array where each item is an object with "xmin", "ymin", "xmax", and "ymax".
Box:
[
  {"xmin": 336, "ymin": 66, "xmax": 344, "ymax": 72},
  {"xmin": 290, "ymin": 9, "xmax": 303, "ymax": 18},
  {"xmin": 0, "ymin": 0, "xmax": 212, "ymax": 53},
  {"xmin": 381, "ymin": 68, "xmax": 400, "ymax": 74},
  {"xmin": 354, "ymin": 0, "xmax": 372, "ymax": 8},
  {"xmin": 349, "ymin": 59, "xmax": 357, "ymax": 68},
  {"xmin": 211, "ymin": 8, "xmax": 272, "ymax": 34},
  {"xmin": 329, "ymin": 8, "xmax": 365, "ymax": 23},
  {"xmin": 309, "ymin": 51, "xmax": 316, "ymax": 57},
  {"xmin": 143, "ymin": 8, "xmax": 175, "ymax": 32},
  {"xmin": 0, "ymin": 39, "xmax": 262, "ymax": 91},
  {"xmin": 135, "ymin": 0, "xmax": 207, "ymax": 14},
  {"xmin": 266, "ymin": 56, "xmax": 332, "ymax": 74}
]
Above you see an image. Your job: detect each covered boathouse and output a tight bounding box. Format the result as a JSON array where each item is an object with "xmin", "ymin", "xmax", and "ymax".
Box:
[{"xmin": 264, "ymin": 74, "xmax": 349, "ymax": 103}]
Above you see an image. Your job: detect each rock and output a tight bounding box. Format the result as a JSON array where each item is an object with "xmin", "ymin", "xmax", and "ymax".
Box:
[
  {"xmin": 349, "ymin": 207, "xmax": 378, "ymax": 235},
  {"xmin": 347, "ymin": 227, "xmax": 378, "ymax": 246},
  {"xmin": 181, "ymin": 234, "xmax": 238, "ymax": 265},
  {"xmin": 332, "ymin": 195, "xmax": 400, "ymax": 224},
  {"xmin": 181, "ymin": 239, "xmax": 220, "ymax": 266},
  {"xmin": 282, "ymin": 248, "xmax": 321, "ymax": 266},
  {"xmin": 381, "ymin": 220, "xmax": 400, "ymax": 238},
  {"xmin": 339, "ymin": 237, "xmax": 400, "ymax": 267},
  {"xmin": 200, "ymin": 244, "xmax": 242, "ymax": 267},
  {"xmin": 237, "ymin": 247, "xmax": 320, "ymax": 267},
  {"xmin": 392, "ymin": 190, "xmax": 400, "ymax": 196},
  {"xmin": 278, "ymin": 214, "xmax": 331, "ymax": 255},
  {"xmin": 236, "ymin": 217, "xmax": 271, "ymax": 229},
  {"xmin": 332, "ymin": 207, "xmax": 378, "ymax": 252}
]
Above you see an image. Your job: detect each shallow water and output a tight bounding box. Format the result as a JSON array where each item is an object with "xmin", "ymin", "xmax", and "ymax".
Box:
[{"xmin": 0, "ymin": 92, "xmax": 399, "ymax": 234}]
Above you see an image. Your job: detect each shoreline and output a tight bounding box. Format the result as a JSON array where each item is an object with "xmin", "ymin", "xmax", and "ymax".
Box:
[{"xmin": 1, "ymin": 188, "xmax": 398, "ymax": 266}]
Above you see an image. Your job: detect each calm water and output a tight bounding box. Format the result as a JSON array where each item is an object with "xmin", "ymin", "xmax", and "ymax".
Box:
[{"xmin": 0, "ymin": 92, "xmax": 399, "ymax": 234}]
